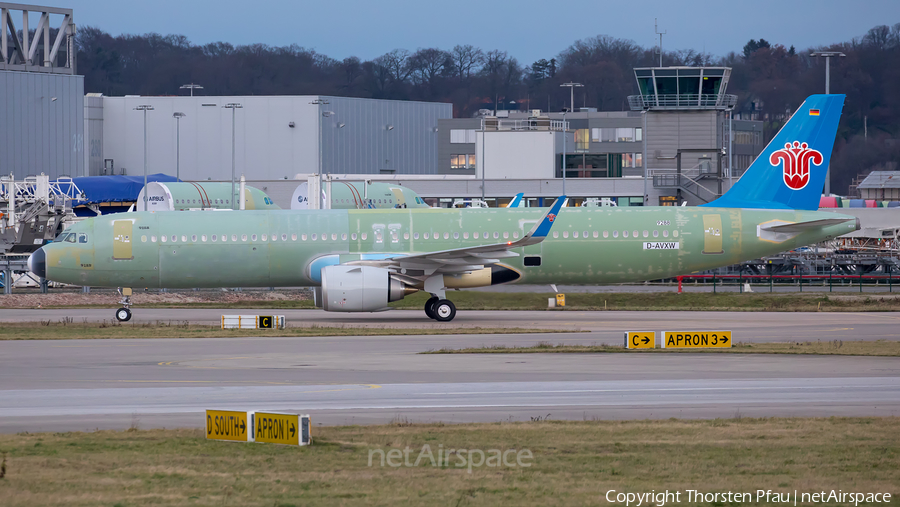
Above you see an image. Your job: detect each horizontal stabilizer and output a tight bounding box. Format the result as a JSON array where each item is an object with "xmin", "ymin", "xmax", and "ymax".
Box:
[{"xmin": 760, "ymin": 218, "xmax": 857, "ymax": 233}]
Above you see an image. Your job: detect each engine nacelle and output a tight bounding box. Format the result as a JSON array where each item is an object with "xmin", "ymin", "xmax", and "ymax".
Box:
[{"xmin": 321, "ymin": 265, "xmax": 415, "ymax": 312}]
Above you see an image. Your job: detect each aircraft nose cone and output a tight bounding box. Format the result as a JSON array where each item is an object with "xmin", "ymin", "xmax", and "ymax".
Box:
[{"xmin": 29, "ymin": 247, "xmax": 46, "ymax": 278}]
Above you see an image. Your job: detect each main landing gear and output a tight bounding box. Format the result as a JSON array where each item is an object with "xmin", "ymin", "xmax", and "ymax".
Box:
[
  {"xmin": 424, "ymin": 296, "xmax": 456, "ymax": 322},
  {"xmin": 115, "ymin": 287, "xmax": 133, "ymax": 322}
]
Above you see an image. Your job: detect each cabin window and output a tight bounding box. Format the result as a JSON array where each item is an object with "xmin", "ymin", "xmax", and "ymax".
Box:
[
  {"xmin": 524, "ymin": 256, "xmax": 541, "ymax": 267},
  {"xmin": 552, "ymin": 231, "xmax": 559, "ymax": 238},
  {"xmin": 341, "ymin": 233, "xmax": 347, "ymax": 240},
  {"xmin": 141, "ymin": 235, "xmax": 147, "ymax": 243},
  {"xmin": 473, "ymin": 232, "xmax": 479, "ymax": 239},
  {"xmin": 351, "ymin": 233, "xmax": 357, "ymax": 240},
  {"xmin": 503, "ymin": 232, "xmax": 509, "ymax": 239},
  {"xmin": 391, "ymin": 231, "xmax": 399, "ymax": 243},
  {"xmin": 271, "ymin": 235, "xmax": 277, "ymax": 242},
  {"xmin": 292, "ymin": 234, "xmax": 297, "ymax": 241},
  {"xmin": 443, "ymin": 232, "xmax": 450, "ymax": 239},
  {"xmin": 613, "ymin": 231, "xmax": 619, "ymax": 238},
  {"xmin": 231, "ymin": 235, "xmax": 237, "ymax": 242},
  {"xmin": 563, "ymin": 231, "xmax": 569, "ymax": 238},
  {"xmin": 192, "ymin": 235, "xmax": 198, "ymax": 242},
  {"xmin": 453, "ymin": 232, "xmax": 459, "ymax": 239},
  {"xmin": 312, "ymin": 234, "xmax": 318, "ymax": 240},
  {"xmin": 653, "ymin": 230, "xmax": 659, "ymax": 238},
  {"xmin": 573, "ymin": 231, "xmax": 579, "ymax": 238},
  {"xmin": 180, "ymin": 235, "xmax": 186, "ymax": 243},
  {"xmin": 361, "ymin": 233, "xmax": 367, "ymax": 240},
  {"xmin": 463, "ymin": 232, "xmax": 469, "ymax": 239},
  {"xmin": 623, "ymin": 231, "xmax": 629, "ymax": 238},
  {"xmin": 262, "ymin": 234, "xmax": 267, "ymax": 241},
  {"xmin": 603, "ymin": 231, "xmax": 608, "ymax": 238},
  {"xmin": 161, "ymin": 236, "xmax": 168, "ymax": 243},
  {"xmin": 375, "ymin": 230, "xmax": 383, "ymax": 243},
  {"xmin": 241, "ymin": 234, "xmax": 248, "ymax": 242},
  {"xmin": 414, "ymin": 232, "xmax": 419, "ymax": 240},
  {"xmin": 332, "ymin": 233, "xmax": 337, "ymax": 241},
  {"xmin": 673, "ymin": 231, "xmax": 679, "ymax": 237},
  {"xmin": 404, "ymin": 232, "xmax": 410, "ymax": 240},
  {"xmin": 492, "ymin": 232, "xmax": 499, "ymax": 239},
  {"xmin": 201, "ymin": 235, "xmax": 207, "ymax": 242},
  {"xmin": 633, "ymin": 231, "xmax": 639, "ymax": 238},
  {"xmin": 322, "ymin": 233, "xmax": 327, "ymax": 241},
  {"xmin": 251, "ymin": 234, "xmax": 257, "ymax": 241},
  {"xmin": 583, "ymin": 231, "xmax": 588, "ymax": 238},
  {"xmin": 643, "ymin": 231, "xmax": 648, "ymax": 238},
  {"xmin": 212, "ymin": 235, "xmax": 217, "ymax": 242},
  {"xmin": 301, "ymin": 234, "xmax": 306, "ymax": 240},
  {"xmin": 424, "ymin": 233, "xmax": 430, "ymax": 239},
  {"xmin": 151, "ymin": 235, "xmax": 157, "ymax": 242},
  {"xmin": 513, "ymin": 232, "xmax": 519, "ymax": 239},
  {"xmin": 282, "ymin": 234, "xmax": 288, "ymax": 241},
  {"xmin": 663, "ymin": 230, "xmax": 669, "ymax": 238},
  {"xmin": 593, "ymin": 231, "xmax": 599, "ymax": 238}
]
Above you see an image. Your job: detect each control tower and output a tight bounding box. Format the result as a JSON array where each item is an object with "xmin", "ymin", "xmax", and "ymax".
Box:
[{"xmin": 628, "ymin": 67, "xmax": 740, "ymax": 205}]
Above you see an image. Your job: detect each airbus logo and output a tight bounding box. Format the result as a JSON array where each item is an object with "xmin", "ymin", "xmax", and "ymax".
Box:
[{"xmin": 770, "ymin": 141, "xmax": 823, "ymax": 191}]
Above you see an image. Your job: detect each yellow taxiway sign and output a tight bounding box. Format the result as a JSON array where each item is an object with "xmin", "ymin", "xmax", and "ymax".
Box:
[
  {"xmin": 662, "ymin": 331, "xmax": 732, "ymax": 348},
  {"xmin": 625, "ymin": 332, "xmax": 655, "ymax": 349},
  {"xmin": 206, "ymin": 410, "xmax": 250, "ymax": 442}
]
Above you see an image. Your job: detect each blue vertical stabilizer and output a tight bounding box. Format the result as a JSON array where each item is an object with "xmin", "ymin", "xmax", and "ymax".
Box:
[{"xmin": 703, "ymin": 94, "xmax": 844, "ymax": 210}]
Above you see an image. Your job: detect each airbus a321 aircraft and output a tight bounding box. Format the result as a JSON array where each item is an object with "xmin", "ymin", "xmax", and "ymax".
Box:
[{"xmin": 30, "ymin": 95, "xmax": 858, "ymax": 322}]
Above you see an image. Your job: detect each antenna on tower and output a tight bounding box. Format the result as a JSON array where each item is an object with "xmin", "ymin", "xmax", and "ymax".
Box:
[{"xmin": 655, "ymin": 18, "xmax": 666, "ymax": 67}]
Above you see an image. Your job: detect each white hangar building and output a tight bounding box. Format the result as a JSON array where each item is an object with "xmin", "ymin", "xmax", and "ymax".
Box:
[{"xmin": 89, "ymin": 95, "xmax": 452, "ymax": 180}]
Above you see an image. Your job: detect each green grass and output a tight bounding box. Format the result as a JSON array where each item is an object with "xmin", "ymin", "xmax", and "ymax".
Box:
[
  {"xmin": 0, "ymin": 321, "xmax": 574, "ymax": 341},
  {"xmin": 36, "ymin": 291, "xmax": 900, "ymax": 312},
  {"xmin": 0, "ymin": 418, "xmax": 897, "ymax": 506},
  {"xmin": 423, "ymin": 339, "xmax": 900, "ymax": 356}
]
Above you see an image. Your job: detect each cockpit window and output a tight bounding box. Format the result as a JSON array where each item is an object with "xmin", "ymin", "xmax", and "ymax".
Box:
[
  {"xmin": 78, "ymin": 234, "xmax": 88, "ymax": 243},
  {"xmin": 63, "ymin": 233, "xmax": 76, "ymax": 243}
]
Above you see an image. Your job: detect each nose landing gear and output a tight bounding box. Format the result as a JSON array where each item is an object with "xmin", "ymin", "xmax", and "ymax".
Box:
[{"xmin": 116, "ymin": 287, "xmax": 133, "ymax": 322}]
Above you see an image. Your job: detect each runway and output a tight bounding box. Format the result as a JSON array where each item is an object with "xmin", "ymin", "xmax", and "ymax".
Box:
[
  {"xmin": 2, "ymin": 308, "xmax": 900, "ymax": 337},
  {"xmin": 1, "ymin": 310, "xmax": 899, "ymax": 432}
]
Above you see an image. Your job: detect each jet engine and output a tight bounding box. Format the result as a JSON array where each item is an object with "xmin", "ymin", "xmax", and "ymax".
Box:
[{"xmin": 320, "ymin": 265, "xmax": 417, "ymax": 312}]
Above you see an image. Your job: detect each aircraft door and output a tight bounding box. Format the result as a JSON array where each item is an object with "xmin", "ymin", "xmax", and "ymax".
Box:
[
  {"xmin": 390, "ymin": 188, "xmax": 407, "ymax": 208},
  {"xmin": 702, "ymin": 214, "xmax": 724, "ymax": 255},
  {"xmin": 112, "ymin": 220, "xmax": 134, "ymax": 260}
]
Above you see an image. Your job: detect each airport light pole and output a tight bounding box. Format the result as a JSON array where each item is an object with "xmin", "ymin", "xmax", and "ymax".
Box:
[
  {"xmin": 560, "ymin": 82, "xmax": 583, "ymax": 115},
  {"xmin": 173, "ymin": 112, "xmax": 186, "ymax": 181},
  {"xmin": 561, "ymin": 109, "xmax": 568, "ymax": 195},
  {"xmin": 223, "ymin": 103, "xmax": 242, "ymax": 209},
  {"xmin": 134, "ymin": 105, "xmax": 154, "ymax": 211},
  {"xmin": 481, "ymin": 116, "xmax": 486, "ymax": 201},
  {"xmin": 310, "ymin": 98, "xmax": 330, "ymax": 209},
  {"xmin": 180, "ymin": 83, "xmax": 203, "ymax": 96},
  {"xmin": 810, "ymin": 51, "xmax": 845, "ymax": 195}
]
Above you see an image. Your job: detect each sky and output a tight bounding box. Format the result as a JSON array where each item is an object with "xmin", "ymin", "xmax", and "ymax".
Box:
[{"xmin": 46, "ymin": 0, "xmax": 900, "ymax": 64}]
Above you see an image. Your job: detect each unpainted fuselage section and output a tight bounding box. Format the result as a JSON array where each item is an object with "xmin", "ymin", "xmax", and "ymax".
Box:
[{"xmin": 41, "ymin": 206, "xmax": 857, "ymax": 289}]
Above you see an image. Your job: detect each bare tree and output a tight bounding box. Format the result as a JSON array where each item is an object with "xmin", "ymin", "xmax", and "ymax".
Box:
[{"xmin": 450, "ymin": 44, "xmax": 484, "ymax": 81}]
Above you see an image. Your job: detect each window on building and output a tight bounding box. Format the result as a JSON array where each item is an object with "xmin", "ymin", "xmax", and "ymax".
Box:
[
  {"xmin": 575, "ymin": 129, "xmax": 590, "ymax": 151},
  {"xmin": 601, "ymin": 128, "xmax": 616, "ymax": 142},
  {"xmin": 450, "ymin": 129, "xmax": 477, "ymax": 143},
  {"xmin": 451, "ymin": 154, "xmax": 475, "ymax": 169},
  {"xmin": 617, "ymin": 128, "xmax": 635, "ymax": 142}
]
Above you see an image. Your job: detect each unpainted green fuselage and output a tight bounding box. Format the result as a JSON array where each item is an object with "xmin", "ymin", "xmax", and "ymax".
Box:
[{"xmin": 42, "ymin": 206, "xmax": 857, "ymax": 288}]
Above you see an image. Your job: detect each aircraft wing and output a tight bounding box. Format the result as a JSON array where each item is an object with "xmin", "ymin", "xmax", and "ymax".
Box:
[{"xmin": 347, "ymin": 196, "xmax": 566, "ymax": 277}]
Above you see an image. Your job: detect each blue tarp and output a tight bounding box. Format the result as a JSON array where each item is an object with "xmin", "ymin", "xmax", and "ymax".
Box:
[{"xmin": 55, "ymin": 174, "xmax": 181, "ymax": 204}]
